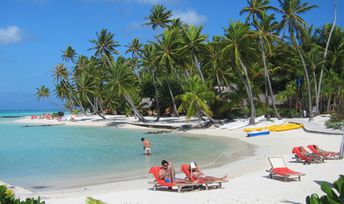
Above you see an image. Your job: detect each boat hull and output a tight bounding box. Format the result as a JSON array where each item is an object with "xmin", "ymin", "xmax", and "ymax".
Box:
[{"xmin": 247, "ymin": 130, "xmax": 270, "ymax": 137}]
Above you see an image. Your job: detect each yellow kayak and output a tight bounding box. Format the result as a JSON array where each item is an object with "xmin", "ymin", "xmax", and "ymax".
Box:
[
  {"xmin": 243, "ymin": 122, "xmax": 303, "ymax": 132},
  {"xmin": 268, "ymin": 123, "xmax": 303, "ymax": 132}
]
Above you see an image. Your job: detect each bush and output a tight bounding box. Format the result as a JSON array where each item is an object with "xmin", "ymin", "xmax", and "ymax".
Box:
[
  {"xmin": 306, "ymin": 175, "xmax": 344, "ymax": 204},
  {"xmin": 329, "ymin": 103, "xmax": 344, "ymax": 122},
  {"xmin": 326, "ymin": 103, "xmax": 344, "ymax": 129},
  {"xmin": 325, "ymin": 120, "xmax": 344, "ymax": 129},
  {"xmin": 279, "ymin": 108, "xmax": 300, "ymax": 118},
  {"xmin": 230, "ymin": 107, "xmax": 250, "ymax": 118},
  {"xmin": 0, "ymin": 185, "xmax": 45, "ymax": 204},
  {"xmin": 57, "ymin": 112, "xmax": 64, "ymax": 117},
  {"xmin": 0, "ymin": 185, "xmax": 16, "ymax": 204},
  {"xmin": 256, "ymin": 106, "xmax": 268, "ymax": 118},
  {"xmin": 86, "ymin": 197, "xmax": 106, "ymax": 204}
]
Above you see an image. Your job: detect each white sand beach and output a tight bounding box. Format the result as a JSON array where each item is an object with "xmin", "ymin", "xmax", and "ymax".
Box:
[{"xmin": 6, "ymin": 115, "xmax": 344, "ymax": 204}]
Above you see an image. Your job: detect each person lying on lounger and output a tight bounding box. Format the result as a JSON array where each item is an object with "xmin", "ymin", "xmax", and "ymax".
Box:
[
  {"xmin": 188, "ymin": 162, "xmax": 228, "ymax": 183},
  {"xmin": 299, "ymin": 147, "xmax": 321, "ymax": 161},
  {"xmin": 312, "ymin": 145, "xmax": 338, "ymax": 158},
  {"xmin": 159, "ymin": 160, "xmax": 186, "ymax": 184}
]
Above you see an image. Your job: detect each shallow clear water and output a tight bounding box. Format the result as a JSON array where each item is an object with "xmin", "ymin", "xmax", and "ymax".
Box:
[{"xmin": 0, "ymin": 114, "xmax": 249, "ymax": 191}]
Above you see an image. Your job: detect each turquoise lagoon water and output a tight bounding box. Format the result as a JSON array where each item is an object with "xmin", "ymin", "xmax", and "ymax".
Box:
[
  {"xmin": 0, "ymin": 109, "xmax": 65, "ymax": 118},
  {"xmin": 0, "ymin": 111, "xmax": 249, "ymax": 191}
]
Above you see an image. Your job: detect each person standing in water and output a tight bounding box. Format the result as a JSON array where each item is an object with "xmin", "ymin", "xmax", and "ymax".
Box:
[{"xmin": 141, "ymin": 138, "xmax": 151, "ymax": 155}]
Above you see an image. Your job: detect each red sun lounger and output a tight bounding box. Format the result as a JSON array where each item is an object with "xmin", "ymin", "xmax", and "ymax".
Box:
[
  {"xmin": 268, "ymin": 157, "xmax": 305, "ymax": 181},
  {"xmin": 148, "ymin": 166, "xmax": 199, "ymax": 193},
  {"xmin": 307, "ymin": 144, "xmax": 339, "ymax": 159},
  {"xmin": 292, "ymin": 146, "xmax": 323, "ymax": 164},
  {"xmin": 180, "ymin": 164, "xmax": 225, "ymax": 190}
]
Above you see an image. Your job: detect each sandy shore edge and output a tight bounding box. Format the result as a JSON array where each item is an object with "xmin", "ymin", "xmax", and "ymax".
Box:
[{"xmin": 4, "ymin": 116, "xmax": 344, "ymax": 204}]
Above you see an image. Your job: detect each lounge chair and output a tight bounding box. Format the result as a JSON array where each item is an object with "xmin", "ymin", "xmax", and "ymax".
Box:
[
  {"xmin": 267, "ymin": 157, "xmax": 305, "ymax": 181},
  {"xmin": 180, "ymin": 164, "xmax": 225, "ymax": 190},
  {"xmin": 181, "ymin": 164, "xmax": 205, "ymax": 183},
  {"xmin": 307, "ymin": 144, "xmax": 339, "ymax": 159},
  {"xmin": 148, "ymin": 166, "xmax": 199, "ymax": 193},
  {"xmin": 292, "ymin": 146, "xmax": 324, "ymax": 164}
]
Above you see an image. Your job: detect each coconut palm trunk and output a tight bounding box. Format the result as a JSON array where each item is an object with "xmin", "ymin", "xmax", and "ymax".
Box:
[
  {"xmin": 152, "ymin": 71, "xmax": 161, "ymax": 121},
  {"xmin": 123, "ymin": 92, "xmax": 146, "ymax": 122},
  {"xmin": 327, "ymin": 94, "xmax": 332, "ymax": 112},
  {"xmin": 166, "ymin": 79, "xmax": 179, "ymax": 117},
  {"xmin": 258, "ymin": 35, "xmax": 281, "ymax": 119},
  {"xmin": 201, "ymin": 111, "xmax": 218, "ymax": 125},
  {"xmin": 192, "ymin": 51, "xmax": 205, "ymax": 82},
  {"xmin": 238, "ymin": 57, "xmax": 256, "ymax": 125},
  {"xmin": 105, "ymin": 55, "xmax": 146, "ymax": 121},
  {"xmin": 316, "ymin": 0, "xmax": 337, "ymax": 115},
  {"xmin": 97, "ymin": 97, "xmax": 105, "ymax": 113},
  {"xmin": 85, "ymin": 95, "xmax": 106, "ymax": 119},
  {"xmin": 297, "ymin": 48, "xmax": 313, "ymax": 120},
  {"xmin": 61, "ymin": 80, "xmax": 86, "ymax": 114}
]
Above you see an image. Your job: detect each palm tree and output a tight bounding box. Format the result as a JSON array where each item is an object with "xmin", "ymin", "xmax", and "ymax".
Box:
[
  {"xmin": 153, "ymin": 28, "xmax": 182, "ymax": 116},
  {"xmin": 180, "ymin": 25, "xmax": 207, "ymax": 82},
  {"xmin": 277, "ymin": 0, "xmax": 317, "ymax": 120},
  {"xmin": 252, "ymin": 13, "xmax": 282, "ymax": 119},
  {"xmin": 125, "ymin": 38, "xmax": 143, "ymax": 59},
  {"xmin": 177, "ymin": 76, "xmax": 216, "ymax": 124},
  {"xmin": 61, "ymin": 46, "xmax": 77, "ymax": 63},
  {"xmin": 35, "ymin": 85, "xmax": 62, "ymax": 108},
  {"xmin": 316, "ymin": 0, "xmax": 337, "ymax": 115},
  {"xmin": 205, "ymin": 39, "xmax": 224, "ymax": 89},
  {"xmin": 299, "ymin": 26, "xmax": 324, "ymax": 114},
  {"xmin": 277, "ymin": 0, "xmax": 317, "ymax": 45},
  {"xmin": 53, "ymin": 63, "xmax": 69, "ymax": 82},
  {"xmin": 35, "ymin": 85, "xmax": 50, "ymax": 101},
  {"xmin": 53, "ymin": 64, "xmax": 85, "ymax": 113},
  {"xmin": 241, "ymin": 0, "xmax": 281, "ymax": 119},
  {"xmin": 240, "ymin": 0, "xmax": 276, "ymax": 23},
  {"xmin": 144, "ymin": 4, "xmax": 173, "ymax": 30},
  {"xmin": 142, "ymin": 44, "xmax": 161, "ymax": 121},
  {"xmin": 55, "ymin": 82, "xmax": 74, "ymax": 111},
  {"xmin": 125, "ymin": 38, "xmax": 144, "ymax": 75},
  {"xmin": 106, "ymin": 57, "xmax": 146, "ymax": 122},
  {"xmin": 74, "ymin": 72, "xmax": 98, "ymax": 114},
  {"xmin": 89, "ymin": 29, "xmax": 120, "ymax": 66},
  {"xmin": 221, "ymin": 22, "xmax": 257, "ymax": 125},
  {"xmin": 205, "ymin": 36, "xmax": 234, "ymax": 93}
]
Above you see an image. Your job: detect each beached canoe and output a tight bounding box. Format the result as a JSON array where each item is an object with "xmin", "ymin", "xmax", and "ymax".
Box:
[
  {"xmin": 247, "ymin": 130, "xmax": 270, "ymax": 137},
  {"xmin": 244, "ymin": 122, "xmax": 303, "ymax": 132},
  {"xmin": 268, "ymin": 123, "xmax": 303, "ymax": 132}
]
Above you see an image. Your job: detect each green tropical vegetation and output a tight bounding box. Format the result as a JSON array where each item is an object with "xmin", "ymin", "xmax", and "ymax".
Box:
[
  {"xmin": 36, "ymin": 0, "xmax": 344, "ymax": 125},
  {"xmin": 0, "ymin": 185, "xmax": 45, "ymax": 204},
  {"xmin": 306, "ymin": 175, "xmax": 344, "ymax": 204},
  {"xmin": 86, "ymin": 197, "xmax": 106, "ymax": 204},
  {"xmin": 0, "ymin": 186, "xmax": 108, "ymax": 204}
]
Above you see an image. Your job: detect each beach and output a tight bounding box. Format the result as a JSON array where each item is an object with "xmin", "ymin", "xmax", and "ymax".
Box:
[{"xmin": 4, "ymin": 115, "xmax": 343, "ymax": 204}]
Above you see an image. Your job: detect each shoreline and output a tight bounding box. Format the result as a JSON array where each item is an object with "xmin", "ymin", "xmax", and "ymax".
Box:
[
  {"xmin": 9, "ymin": 116, "xmax": 254, "ymax": 192},
  {"xmin": 4, "ymin": 115, "xmax": 344, "ymax": 203}
]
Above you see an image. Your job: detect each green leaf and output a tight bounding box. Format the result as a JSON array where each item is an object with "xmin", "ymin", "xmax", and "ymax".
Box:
[
  {"xmin": 306, "ymin": 194, "xmax": 321, "ymax": 204},
  {"xmin": 86, "ymin": 197, "xmax": 106, "ymax": 204},
  {"xmin": 321, "ymin": 182, "xmax": 339, "ymax": 201},
  {"xmin": 334, "ymin": 175, "xmax": 344, "ymax": 195}
]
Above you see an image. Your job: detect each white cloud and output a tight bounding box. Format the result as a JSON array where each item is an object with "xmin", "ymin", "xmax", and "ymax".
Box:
[
  {"xmin": 173, "ymin": 10, "xmax": 207, "ymax": 26},
  {"xmin": 0, "ymin": 26, "xmax": 23, "ymax": 45}
]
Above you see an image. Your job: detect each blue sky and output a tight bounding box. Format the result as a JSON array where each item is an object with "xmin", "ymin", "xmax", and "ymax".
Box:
[{"xmin": 0, "ymin": 0, "xmax": 343, "ymax": 110}]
